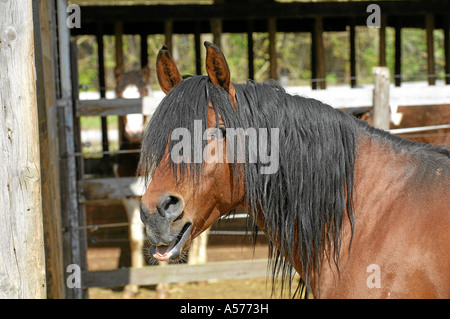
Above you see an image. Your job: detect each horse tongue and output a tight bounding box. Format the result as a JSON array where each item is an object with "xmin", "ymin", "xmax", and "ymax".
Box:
[
  {"xmin": 154, "ymin": 241, "xmax": 176, "ymax": 259},
  {"xmin": 155, "ymin": 245, "xmax": 170, "ymax": 256}
]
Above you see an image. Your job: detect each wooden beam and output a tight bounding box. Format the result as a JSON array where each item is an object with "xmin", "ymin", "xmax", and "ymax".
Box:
[
  {"xmin": 268, "ymin": 17, "xmax": 277, "ymax": 80},
  {"xmin": 0, "ymin": 0, "xmax": 46, "ymax": 298},
  {"xmin": 57, "ymin": 0, "xmax": 86, "ymax": 299},
  {"xmin": 75, "ymin": 2, "xmax": 450, "ymax": 24},
  {"xmin": 349, "ymin": 19, "xmax": 356, "ymax": 88},
  {"xmin": 210, "ymin": 18, "xmax": 222, "ymax": 48},
  {"xmin": 425, "ymin": 13, "xmax": 436, "ymax": 85},
  {"xmin": 140, "ymin": 33, "xmax": 148, "ymax": 68},
  {"xmin": 69, "ymin": 41, "xmax": 89, "ymax": 299},
  {"xmin": 79, "ymin": 177, "xmax": 146, "ymax": 202},
  {"xmin": 33, "ymin": 0, "xmax": 65, "ymax": 299},
  {"xmin": 82, "ymin": 259, "xmax": 270, "ymax": 288},
  {"xmin": 97, "ymin": 24, "xmax": 109, "ymax": 152},
  {"xmin": 379, "ymin": 14, "xmax": 387, "ymax": 67},
  {"xmin": 394, "ymin": 22, "xmax": 402, "ymax": 87},
  {"xmin": 194, "ymin": 21, "xmax": 202, "ymax": 75},
  {"xmin": 445, "ymin": 15, "xmax": 450, "ymax": 85},
  {"xmin": 114, "ymin": 21, "xmax": 125, "ymax": 150},
  {"xmin": 165, "ymin": 19, "xmax": 173, "ymax": 55},
  {"xmin": 247, "ymin": 20, "xmax": 255, "ymax": 80},
  {"xmin": 76, "ymin": 98, "xmax": 162, "ymax": 117},
  {"xmin": 313, "ymin": 16, "xmax": 326, "ymax": 90}
]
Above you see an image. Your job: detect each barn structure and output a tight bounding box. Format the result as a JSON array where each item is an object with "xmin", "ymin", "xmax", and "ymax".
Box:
[{"xmin": 0, "ymin": 0, "xmax": 449, "ymax": 299}]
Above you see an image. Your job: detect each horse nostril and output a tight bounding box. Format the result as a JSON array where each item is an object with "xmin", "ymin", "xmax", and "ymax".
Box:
[
  {"xmin": 163, "ymin": 196, "xmax": 178, "ymax": 211},
  {"xmin": 157, "ymin": 195, "xmax": 183, "ymax": 221}
]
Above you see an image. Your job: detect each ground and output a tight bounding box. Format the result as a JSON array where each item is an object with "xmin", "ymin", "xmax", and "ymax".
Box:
[
  {"xmin": 88, "ymin": 277, "xmax": 278, "ymax": 299},
  {"xmin": 87, "ymin": 238, "xmax": 297, "ymax": 299}
]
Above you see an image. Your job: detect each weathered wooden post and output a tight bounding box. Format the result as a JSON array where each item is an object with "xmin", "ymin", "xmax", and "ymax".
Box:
[
  {"xmin": 0, "ymin": 0, "xmax": 46, "ymax": 298},
  {"xmin": 425, "ymin": 13, "xmax": 436, "ymax": 86},
  {"xmin": 373, "ymin": 67, "xmax": 391, "ymax": 130},
  {"xmin": 268, "ymin": 17, "xmax": 278, "ymax": 80}
]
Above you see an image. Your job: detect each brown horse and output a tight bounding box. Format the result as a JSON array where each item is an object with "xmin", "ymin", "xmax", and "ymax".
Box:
[{"xmin": 138, "ymin": 42, "xmax": 450, "ymax": 298}]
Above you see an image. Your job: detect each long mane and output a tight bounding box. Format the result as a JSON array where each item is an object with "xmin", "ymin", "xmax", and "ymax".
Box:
[{"xmin": 139, "ymin": 75, "xmax": 359, "ymax": 297}]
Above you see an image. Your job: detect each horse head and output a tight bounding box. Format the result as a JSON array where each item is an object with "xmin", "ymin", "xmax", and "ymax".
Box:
[{"xmin": 139, "ymin": 43, "xmax": 245, "ymax": 262}]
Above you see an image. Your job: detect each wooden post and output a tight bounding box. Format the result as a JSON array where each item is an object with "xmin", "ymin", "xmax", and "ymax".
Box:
[
  {"xmin": 114, "ymin": 21, "xmax": 124, "ymax": 148},
  {"xmin": 57, "ymin": 0, "xmax": 86, "ymax": 299},
  {"xmin": 313, "ymin": 17, "xmax": 326, "ymax": 90},
  {"xmin": 211, "ymin": 18, "xmax": 222, "ymax": 48},
  {"xmin": 97, "ymin": 24, "xmax": 109, "ymax": 152},
  {"xmin": 379, "ymin": 15, "xmax": 387, "ymax": 67},
  {"xmin": 268, "ymin": 17, "xmax": 278, "ymax": 80},
  {"xmin": 425, "ymin": 13, "xmax": 436, "ymax": 85},
  {"xmin": 140, "ymin": 33, "xmax": 148, "ymax": 68},
  {"xmin": 33, "ymin": 0, "xmax": 65, "ymax": 299},
  {"xmin": 0, "ymin": 0, "xmax": 46, "ymax": 298},
  {"xmin": 247, "ymin": 20, "xmax": 255, "ymax": 80},
  {"xmin": 194, "ymin": 22, "xmax": 202, "ymax": 75},
  {"xmin": 445, "ymin": 15, "xmax": 450, "ymax": 85},
  {"xmin": 394, "ymin": 23, "xmax": 402, "ymax": 87},
  {"xmin": 165, "ymin": 19, "xmax": 174, "ymax": 55},
  {"xmin": 349, "ymin": 19, "xmax": 357, "ymax": 88},
  {"xmin": 373, "ymin": 67, "xmax": 390, "ymax": 130}
]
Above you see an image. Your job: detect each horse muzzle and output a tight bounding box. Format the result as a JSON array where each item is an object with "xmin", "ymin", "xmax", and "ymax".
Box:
[{"xmin": 140, "ymin": 194, "xmax": 192, "ymax": 261}]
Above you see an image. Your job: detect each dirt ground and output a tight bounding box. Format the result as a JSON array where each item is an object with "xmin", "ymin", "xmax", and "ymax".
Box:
[
  {"xmin": 88, "ymin": 277, "xmax": 281, "ymax": 299},
  {"xmin": 87, "ymin": 238, "xmax": 297, "ymax": 299}
]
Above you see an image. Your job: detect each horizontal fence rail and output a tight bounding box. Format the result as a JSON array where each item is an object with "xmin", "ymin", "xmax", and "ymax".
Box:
[{"xmin": 82, "ymin": 259, "xmax": 271, "ymax": 288}]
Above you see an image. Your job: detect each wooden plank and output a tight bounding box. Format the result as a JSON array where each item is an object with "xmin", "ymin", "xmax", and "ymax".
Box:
[
  {"xmin": 268, "ymin": 17, "xmax": 277, "ymax": 80},
  {"xmin": 79, "ymin": 177, "xmax": 146, "ymax": 201},
  {"xmin": 0, "ymin": 0, "xmax": 46, "ymax": 298},
  {"xmin": 77, "ymin": 98, "xmax": 157, "ymax": 116},
  {"xmin": 425, "ymin": 13, "xmax": 436, "ymax": 85},
  {"xmin": 82, "ymin": 259, "xmax": 270, "ymax": 288},
  {"xmin": 34, "ymin": 0, "xmax": 65, "ymax": 299},
  {"xmin": 373, "ymin": 67, "xmax": 390, "ymax": 130}
]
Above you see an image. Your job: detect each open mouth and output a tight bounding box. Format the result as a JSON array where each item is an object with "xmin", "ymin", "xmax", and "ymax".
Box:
[{"xmin": 150, "ymin": 223, "xmax": 192, "ymax": 261}]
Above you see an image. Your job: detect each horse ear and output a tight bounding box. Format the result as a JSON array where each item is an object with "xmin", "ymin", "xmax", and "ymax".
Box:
[
  {"xmin": 156, "ymin": 45, "xmax": 183, "ymax": 94},
  {"xmin": 204, "ymin": 41, "xmax": 237, "ymax": 109}
]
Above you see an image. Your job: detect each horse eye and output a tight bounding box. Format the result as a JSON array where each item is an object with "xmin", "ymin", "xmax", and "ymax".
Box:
[{"xmin": 210, "ymin": 127, "xmax": 226, "ymax": 139}]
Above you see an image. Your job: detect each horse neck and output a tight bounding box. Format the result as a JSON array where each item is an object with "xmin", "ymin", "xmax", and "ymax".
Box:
[{"xmin": 353, "ymin": 130, "xmax": 445, "ymax": 203}]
